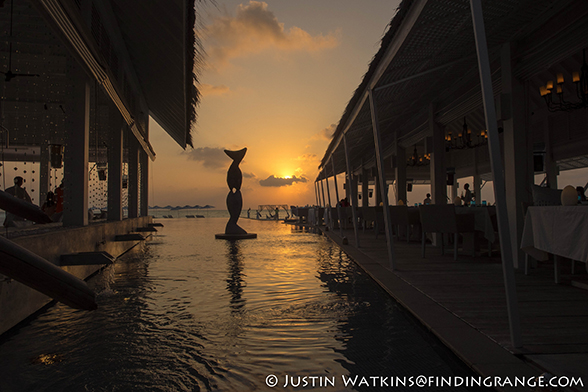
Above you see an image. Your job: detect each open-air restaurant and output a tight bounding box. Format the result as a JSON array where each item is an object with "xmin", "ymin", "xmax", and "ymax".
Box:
[{"xmin": 293, "ymin": 0, "xmax": 588, "ymax": 388}]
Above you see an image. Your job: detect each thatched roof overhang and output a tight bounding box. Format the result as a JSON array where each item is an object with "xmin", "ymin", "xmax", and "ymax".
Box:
[
  {"xmin": 31, "ymin": 0, "xmax": 199, "ymax": 159},
  {"xmin": 317, "ymin": 0, "xmax": 588, "ymax": 181},
  {"xmin": 109, "ymin": 0, "xmax": 199, "ymax": 149}
]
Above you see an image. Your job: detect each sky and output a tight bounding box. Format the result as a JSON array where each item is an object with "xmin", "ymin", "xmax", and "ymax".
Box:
[{"xmin": 148, "ymin": 0, "xmax": 402, "ymax": 209}]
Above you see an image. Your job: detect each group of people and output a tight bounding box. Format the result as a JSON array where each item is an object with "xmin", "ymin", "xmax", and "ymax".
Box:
[{"xmin": 3, "ymin": 176, "xmax": 63, "ymax": 227}]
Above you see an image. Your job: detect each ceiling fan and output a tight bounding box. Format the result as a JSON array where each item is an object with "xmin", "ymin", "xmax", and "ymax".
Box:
[{"xmin": 1, "ymin": 0, "xmax": 39, "ymax": 82}]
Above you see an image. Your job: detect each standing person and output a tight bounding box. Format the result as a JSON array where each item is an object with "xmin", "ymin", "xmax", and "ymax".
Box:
[
  {"xmin": 423, "ymin": 193, "xmax": 432, "ymax": 205},
  {"xmin": 3, "ymin": 176, "xmax": 33, "ymax": 227},
  {"xmin": 461, "ymin": 183, "xmax": 472, "ymax": 206}
]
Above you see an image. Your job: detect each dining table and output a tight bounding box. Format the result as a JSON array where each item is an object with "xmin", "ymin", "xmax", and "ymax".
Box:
[
  {"xmin": 454, "ymin": 206, "xmax": 496, "ymax": 243},
  {"xmin": 521, "ymin": 205, "xmax": 588, "ymax": 283}
]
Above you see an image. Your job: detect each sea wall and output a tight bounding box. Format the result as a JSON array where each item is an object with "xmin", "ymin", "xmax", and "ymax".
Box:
[{"xmin": 0, "ymin": 216, "xmax": 152, "ymax": 336}]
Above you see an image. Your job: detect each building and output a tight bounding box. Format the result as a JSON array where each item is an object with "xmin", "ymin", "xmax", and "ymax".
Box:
[{"xmin": 0, "ymin": 0, "xmax": 200, "ymax": 335}]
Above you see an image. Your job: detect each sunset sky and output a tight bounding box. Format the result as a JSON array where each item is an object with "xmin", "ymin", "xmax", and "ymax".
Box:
[{"xmin": 148, "ymin": 0, "xmax": 402, "ymax": 209}]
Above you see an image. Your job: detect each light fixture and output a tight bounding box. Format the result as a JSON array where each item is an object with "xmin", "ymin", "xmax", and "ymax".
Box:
[
  {"xmin": 406, "ymin": 145, "xmax": 430, "ymax": 167},
  {"xmin": 445, "ymin": 117, "xmax": 488, "ymax": 151},
  {"xmin": 539, "ymin": 49, "xmax": 588, "ymax": 112}
]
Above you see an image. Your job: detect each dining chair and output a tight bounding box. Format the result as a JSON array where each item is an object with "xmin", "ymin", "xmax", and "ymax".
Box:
[
  {"xmin": 419, "ymin": 205, "xmax": 476, "ymax": 261},
  {"xmin": 389, "ymin": 205, "xmax": 420, "ymax": 243}
]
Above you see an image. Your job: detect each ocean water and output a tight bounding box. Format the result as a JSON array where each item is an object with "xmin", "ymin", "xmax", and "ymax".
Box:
[{"xmin": 0, "ymin": 218, "xmax": 482, "ymax": 391}]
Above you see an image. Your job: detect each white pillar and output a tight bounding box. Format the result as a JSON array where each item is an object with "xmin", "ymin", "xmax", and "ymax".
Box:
[
  {"xmin": 343, "ymin": 134, "xmax": 360, "ymax": 247},
  {"xmin": 473, "ymin": 149, "xmax": 481, "ymax": 204},
  {"xmin": 369, "ymin": 89, "xmax": 396, "ymax": 268},
  {"xmin": 502, "ymin": 43, "xmax": 533, "ymax": 269},
  {"xmin": 429, "ymin": 104, "xmax": 446, "ymax": 205},
  {"xmin": 107, "ymin": 107, "xmax": 123, "ymax": 221},
  {"xmin": 320, "ymin": 177, "xmax": 326, "ymax": 207},
  {"xmin": 470, "ymin": 0, "xmax": 522, "ymax": 348},
  {"xmin": 314, "ymin": 181, "xmax": 320, "ymax": 206},
  {"xmin": 127, "ymin": 135, "xmax": 139, "ymax": 219},
  {"xmin": 395, "ymin": 133, "xmax": 407, "ymax": 205},
  {"xmin": 39, "ymin": 144, "xmax": 51, "ymax": 207},
  {"xmin": 544, "ymin": 120, "xmax": 557, "ymax": 189},
  {"xmin": 63, "ymin": 61, "xmax": 90, "ymax": 227},
  {"xmin": 324, "ymin": 168, "xmax": 332, "ymax": 207},
  {"xmin": 361, "ymin": 167, "xmax": 369, "ymax": 208},
  {"xmin": 140, "ymin": 150, "xmax": 149, "ymax": 217}
]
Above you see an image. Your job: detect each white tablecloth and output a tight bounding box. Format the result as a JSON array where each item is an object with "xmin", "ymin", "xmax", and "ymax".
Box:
[
  {"xmin": 521, "ymin": 206, "xmax": 588, "ymax": 263},
  {"xmin": 455, "ymin": 207, "xmax": 496, "ymax": 243}
]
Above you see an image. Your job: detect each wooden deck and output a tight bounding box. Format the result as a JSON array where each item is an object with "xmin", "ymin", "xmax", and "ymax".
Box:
[{"xmin": 319, "ymin": 226, "xmax": 588, "ymax": 390}]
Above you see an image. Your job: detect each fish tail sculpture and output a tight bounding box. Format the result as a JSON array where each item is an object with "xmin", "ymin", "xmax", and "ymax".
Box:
[{"xmin": 224, "ymin": 148, "xmax": 248, "ymax": 235}]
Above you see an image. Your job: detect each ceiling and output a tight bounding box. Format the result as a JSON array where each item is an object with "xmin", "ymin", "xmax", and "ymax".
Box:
[{"xmin": 317, "ymin": 0, "xmax": 588, "ymax": 181}]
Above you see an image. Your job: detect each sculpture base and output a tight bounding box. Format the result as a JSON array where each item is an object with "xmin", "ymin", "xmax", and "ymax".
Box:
[{"xmin": 215, "ymin": 233, "xmax": 257, "ymax": 240}]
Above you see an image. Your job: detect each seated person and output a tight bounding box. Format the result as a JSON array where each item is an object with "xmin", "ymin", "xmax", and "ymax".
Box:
[{"xmin": 3, "ymin": 176, "xmax": 33, "ymax": 227}]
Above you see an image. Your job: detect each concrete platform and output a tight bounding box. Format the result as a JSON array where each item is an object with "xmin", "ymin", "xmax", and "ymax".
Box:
[{"xmin": 0, "ymin": 217, "xmax": 152, "ymax": 335}]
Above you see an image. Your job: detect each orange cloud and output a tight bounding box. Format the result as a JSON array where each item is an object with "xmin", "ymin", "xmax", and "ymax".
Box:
[
  {"xmin": 312, "ymin": 123, "xmax": 336, "ymax": 141},
  {"xmin": 205, "ymin": 1, "xmax": 340, "ymax": 67},
  {"xmin": 200, "ymin": 83, "xmax": 231, "ymax": 97},
  {"xmin": 295, "ymin": 153, "xmax": 317, "ymax": 162}
]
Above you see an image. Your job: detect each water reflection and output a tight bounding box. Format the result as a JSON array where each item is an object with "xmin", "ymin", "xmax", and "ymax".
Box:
[
  {"xmin": 0, "ymin": 219, "xmax": 482, "ymax": 391},
  {"xmin": 314, "ymin": 244, "xmax": 484, "ymax": 392},
  {"xmin": 225, "ymin": 241, "xmax": 246, "ymax": 312}
]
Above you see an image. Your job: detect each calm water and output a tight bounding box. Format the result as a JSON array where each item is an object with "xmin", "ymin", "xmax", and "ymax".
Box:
[{"xmin": 0, "ymin": 218, "xmax": 481, "ymax": 391}]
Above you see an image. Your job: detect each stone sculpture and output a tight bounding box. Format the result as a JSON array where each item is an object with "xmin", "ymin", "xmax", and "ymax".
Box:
[{"xmin": 216, "ymin": 148, "xmax": 256, "ymax": 239}]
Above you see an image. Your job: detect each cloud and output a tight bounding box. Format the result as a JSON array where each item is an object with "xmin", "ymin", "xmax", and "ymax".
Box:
[
  {"xmin": 312, "ymin": 123, "xmax": 336, "ymax": 141},
  {"xmin": 259, "ymin": 175, "xmax": 308, "ymax": 187},
  {"xmin": 200, "ymin": 83, "xmax": 231, "ymax": 97},
  {"xmin": 243, "ymin": 172, "xmax": 256, "ymax": 178},
  {"xmin": 295, "ymin": 153, "xmax": 317, "ymax": 162},
  {"xmin": 184, "ymin": 147, "xmax": 229, "ymax": 170},
  {"xmin": 205, "ymin": 1, "xmax": 340, "ymax": 67}
]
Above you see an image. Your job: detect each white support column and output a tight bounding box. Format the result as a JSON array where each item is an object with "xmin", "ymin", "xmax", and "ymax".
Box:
[
  {"xmin": 343, "ymin": 134, "xmax": 360, "ymax": 247},
  {"xmin": 361, "ymin": 167, "xmax": 369, "ymax": 208},
  {"xmin": 140, "ymin": 150, "xmax": 149, "ymax": 217},
  {"xmin": 127, "ymin": 134, "xmax": 139, "ymax": 219},
  {"xmin": 369, "ymin": 89, "xmax": 396, "ymax": 268},
  {"xmin": 429, "ymin": 104, "xmax": 446, "ymax": 205},
  {"xmin": 39, "ymin": 144, "xmax": 50, "ymax": 207},
  {"xmin": 324, "ymin": 168, "xmax": 332, "ymax": 207},
  {"xmin": 314, "ymin": 181, "xmax": 320, "ymax": 206},
  {"xmin": 350, "ymin": 174, "xmax": 359, "ymax": 210},
  {"xmin": 544, "ymin": 120, "xmax": 557, "ymax": 189},
  {"xmin": 395, "ymin": 134, "xmax": 407, "ymax": 205},
  {"xmin": 502, "ymin": 42, "xmax": 533, "ymax": 269},
  {"xmin": 470, "ymin": 0, "xmax": 522, "ymax": 348},
  {"xmin": 320, "ymin": 177, "xmax": 326, "ymax": 207},
  {"xmin": 374, "ymin": 166, "xmax": 382, "ymax": 206},
  {"xmin": 331, "ymin": 158, "xmax": 340, "ymax": 204},
  {"xmin": 107, "ymin": 107, "xmax": 123, "ymax": 221},
  {"xmin": 473, "ymin": 149, "xmax": 481, "ymax": 204},
  {"xmin": 450, "ymin": 181, "xmax": 458, "ymax": 203},
  {"xmin": 63, "ymin": 62, "xmax": 90, "ymax": 227},
  {"xmin": 331, "ymin": 157, "xmax": 342, "ymax": 237}
]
